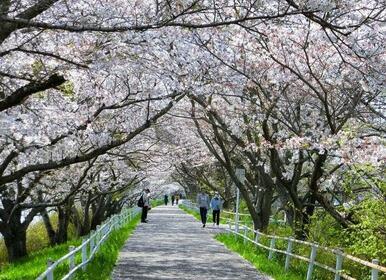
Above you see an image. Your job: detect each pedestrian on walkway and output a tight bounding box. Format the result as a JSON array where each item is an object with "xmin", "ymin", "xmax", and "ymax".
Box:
[
  {"xmin": 171, "ymin": 194, "xmax": 175, "ymax": 206},
  {"xmin": 164, "ymin": 194, "xmax": 168, "ymax": 205},
  {"xmin": 196, "ymin": 190, "xmax": 210, "ymax": 227},
  {"xmin": 175, "ymin": 193, "xmax": 180, "ymax": 205},
  {"xmin": 210, "ymin": 192, "xmax": 222, "ymax": 227},
  {"xmin": 141, "ymin": 189, "xmax": 151, "ymax": 223}
]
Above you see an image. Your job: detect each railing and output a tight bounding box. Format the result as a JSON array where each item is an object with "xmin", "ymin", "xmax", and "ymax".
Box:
[
  {"xmin": 222, "ymin": 210, "xmax": 286, "ymax": 226},
  {"xmin": 181, "ymin": 200, "xmax": 285, "ymax": 225},
  {"xmin": 181, "ymin": 200, "xmax": 200, "ymax": 212},
  {"xmin": 36, "ymin": 207, "xmax": 140, "ymax": 280},
  {"xmin": 182, "ymin": 200, "xmax": 385, "ymax": 280}
]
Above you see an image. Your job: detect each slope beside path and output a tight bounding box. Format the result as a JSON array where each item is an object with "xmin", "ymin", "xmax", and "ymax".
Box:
[{"xmin": 111, "ymin": 205, "xmax": 271, "ymax": 280}]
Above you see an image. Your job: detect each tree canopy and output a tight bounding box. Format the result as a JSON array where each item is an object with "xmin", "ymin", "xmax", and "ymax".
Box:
[{"xmin": 0, "ymin": 0, "xmax": 384, "ymax": 265}]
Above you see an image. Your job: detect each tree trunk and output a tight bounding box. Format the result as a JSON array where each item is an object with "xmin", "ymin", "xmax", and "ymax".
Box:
[
  {"xmin": 55, "ymin": 205, "xmax": 71, "ymax": 244},
  {"xmin": 2, "ymin": 226, "xmax": 28, "ymax": 262},
  {"xmin": 91, "ymin": 196, "xmax": 106, "ymax": 230},
  {"xmin": 223, "ymin": 182, "xmax": 232, "ymax": 209},
  {"xmin": 255, "ymin": 186, "xmax": 274, "ymax": 232},
  {"xmin": 40, "ymin": 208, "xmax": 56, "ymax": 246},
  {"xmin": 0, "ymin": 198, "xmax": 30, "ymax": 261}
]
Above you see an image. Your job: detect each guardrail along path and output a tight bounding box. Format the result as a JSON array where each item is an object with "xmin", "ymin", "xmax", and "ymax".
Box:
[{"xmin": 112, "ymin": 205, "xmax": 270, "ymax": 280}]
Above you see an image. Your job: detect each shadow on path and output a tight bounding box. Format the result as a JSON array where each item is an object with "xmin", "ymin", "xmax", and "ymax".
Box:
[{"xmin": 111, "ymin": 205, "xmax": 271, "ymax": 280}]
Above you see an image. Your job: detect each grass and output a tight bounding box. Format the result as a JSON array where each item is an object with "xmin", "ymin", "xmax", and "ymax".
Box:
[
  {"xmin": 0, "ymin": 211, "xmax": 142, "ymax": 280},
  {"xmin": 179, "ymin": 204, "xmax": 203, "ymax": 221},
  {"xmin": 0, "ymin": 237, "xmax": 82, "ymax": 280},
  {"xmin": 74, "ymin": 213, "xmax": 140, "ymax": 280},
  {"xmin": 216, "ymin": 234, "xmax": 306, "ymax": 280},
  {"xmin": 0, "ymin": 214, "xmax": 77, "ymax": 266},
  {"xmin": 179, "ymin": 204, "xmax": 331, "ymax": 280}
]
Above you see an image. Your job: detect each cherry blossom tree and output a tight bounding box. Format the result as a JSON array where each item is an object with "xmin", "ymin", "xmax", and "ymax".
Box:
[{"xmin": 0, "ymin": 0, "xmax": 384, "ymax": 261}]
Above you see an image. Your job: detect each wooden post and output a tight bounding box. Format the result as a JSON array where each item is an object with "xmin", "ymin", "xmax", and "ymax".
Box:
[
  {"xmin": 372, "ymin": 259, "xmax": 379, "ymax": 280},
  {"xmin": 334, "ymin": 249, "xmax": 343, "ymax": 280},
  {"xmin": 284, "ymin": 238, "xmax": 293, "ymax": 271},
  {"xmin": 47, "ymin": 259, "xmax": 54, "ymax": 280},
  {"xmin": 268, "ymin": 237, "xmax": 276, "ymax": 260},
  {"xmin": 81, "ymin": 239, "xmax": 87, "ymax": 270},
  {"xmin": 306, "ymin": 245, "xmax": 317, "ymax": 280}
]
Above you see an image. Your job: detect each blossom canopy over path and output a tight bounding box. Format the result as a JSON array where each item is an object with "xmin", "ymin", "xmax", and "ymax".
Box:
[{"xmin": 0, "ymin": 0, "xmax": 384, "ymax": 268}]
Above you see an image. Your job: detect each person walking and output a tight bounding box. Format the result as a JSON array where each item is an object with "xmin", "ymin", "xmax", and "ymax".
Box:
[
  {"xmin": 141, "ymin": 189, "xmax": 151, "ymax": 223},
  {"xmin": 171, "ymin": 194, "xmax": 175, "ymax": 206},
  {"xmin": 210, "ymin": 192, "xmax": 222, "ymax": 227},
  {"xmin": 196, "ymin": 191, "xmax": 210, "ymax": 228},
  {"xmin": 175, "ymin": 194, "xmax": 180, "ymax": 205},
  {"xmin": 164, "ymin": 194, "xmax": 168, "ymax": 206}
]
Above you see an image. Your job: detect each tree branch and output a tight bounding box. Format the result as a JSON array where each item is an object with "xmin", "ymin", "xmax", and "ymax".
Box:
[{"xmin": 0, "ymin": 74, "xmax": 65, "ymax": 112}]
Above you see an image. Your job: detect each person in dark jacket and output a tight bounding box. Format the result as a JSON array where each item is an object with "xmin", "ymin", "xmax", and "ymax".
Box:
[
  {"xmin": 171, "ymin": 194, "xmax": 175, "ymax": 206},
  {"xmin": 164, "ymin": 194, "xmax": 168, "ymax": 205},
  {"xmin": 141, "ymin": 189, "xmax": 151, "ymax": 223}
]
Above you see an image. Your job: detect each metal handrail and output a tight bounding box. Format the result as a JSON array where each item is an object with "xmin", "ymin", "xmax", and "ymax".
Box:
[
  {"xmin": 36, "ymin": 207, "xmax": 140, "ymax": 280},
  {"xmin": 226, "ymin": 219, "xmax": 384, "ymax": 280},
  {"xmin": 182, "ymin": 200, "xmax": 384, "ymax": 280}
]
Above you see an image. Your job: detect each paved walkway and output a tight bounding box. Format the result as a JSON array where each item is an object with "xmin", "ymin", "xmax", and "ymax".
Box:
[{"xmin": 112, "ymin": 205, "xmax": 271, "ymax": 280}]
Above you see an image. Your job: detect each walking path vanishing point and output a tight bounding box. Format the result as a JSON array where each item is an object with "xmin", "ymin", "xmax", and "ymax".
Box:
[{"xmin": 112, "ymin": 205, "xmax": 271, "ymax": 280}]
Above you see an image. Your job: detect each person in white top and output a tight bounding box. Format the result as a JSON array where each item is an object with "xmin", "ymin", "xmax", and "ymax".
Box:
[
  {"xmin": 196, "ymin": 191, "xmax": 210, "ymax": 228},
  {"xmin": 210, "ymin": 192, "xmax": 223, "ymax": 227}
]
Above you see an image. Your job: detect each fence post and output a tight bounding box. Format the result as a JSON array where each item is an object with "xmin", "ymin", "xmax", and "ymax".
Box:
[
  {"xmin": 112, "ymin": 216, "xmax": 116, "ymax": 230},
  {"xmin": 306, "ymin": 245, "xmax": 317, "ymax": 280},
  {"xmin": 105, "ymin": 224, "xmax": 109, "ymax": 237},
  {"xmin": 47, "ymin": 259, "xmax": 54, "ymax": 280},
  {"xmin": 68, "ymin": 246, "xmax": 75, "ymax": 277},
  {"xmin": 268, "ymin": 237, "xmax": 276, "ymax": 260},
  {"xmin": 243, "ymin": 225, "xmax": 248, "ymax": 244},
  {"xmin": 96, "ymin": 225, "xmax": 101, "ymax": 244},
  {"xmin": 81, "ymin": 239, "xmax": 87, "ymax": 270},
  {"xmin": 254, "ymin": 231, "xmax": 260, "ymax": 244},
  {"xmin": 334, "ymin": 249, "xmax": 343, "ymax": 280},
  {"xmin": 90, "ymin": 231, "xmax": 95, "ymax": 256},
  {"xmin": 372, "ymin": 259, "xmax": 379, "ymax": 280},
  {"xmin": 284, "ymin": 238, "xmax": 293, "ymax": 271}
]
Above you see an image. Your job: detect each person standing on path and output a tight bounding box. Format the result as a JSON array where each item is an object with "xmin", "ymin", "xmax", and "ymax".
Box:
[
  {"xmin": 171, "ymin": 194, "xmax": 175, "ymax": 206},
  {"xmin": 210, "ymin": 192, "xmax": 222, "ymax": 227},
  {"xmin": 164, "ymin": 194, "xmax": 168, "ymax": 205},
  {"xmin": 141, "ymin": 189, "xmax": 151, "ymax": 223},
  {"xmin": 175, "ymin": 194, "xmax": 180, "ymax": 205},
  {"xmin": 196, "ymin": 191, "xmax": 210, "ymax": 227}
]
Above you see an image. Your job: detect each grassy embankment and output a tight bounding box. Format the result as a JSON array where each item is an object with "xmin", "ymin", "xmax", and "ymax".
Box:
[
  {"xmin": 74, "ymin": 200, "xmax": 162, "ymax": 279},
  {"xmin": 0, "ymin": 215, "xmax": 78, "ymax": 266},
  {"xmin": 0, "ymin": 212, "xmax": 142, "ymax": 280},
  {"xmin": 179, "ymin": 204, "xmax": 334, "ymax": 280}
]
